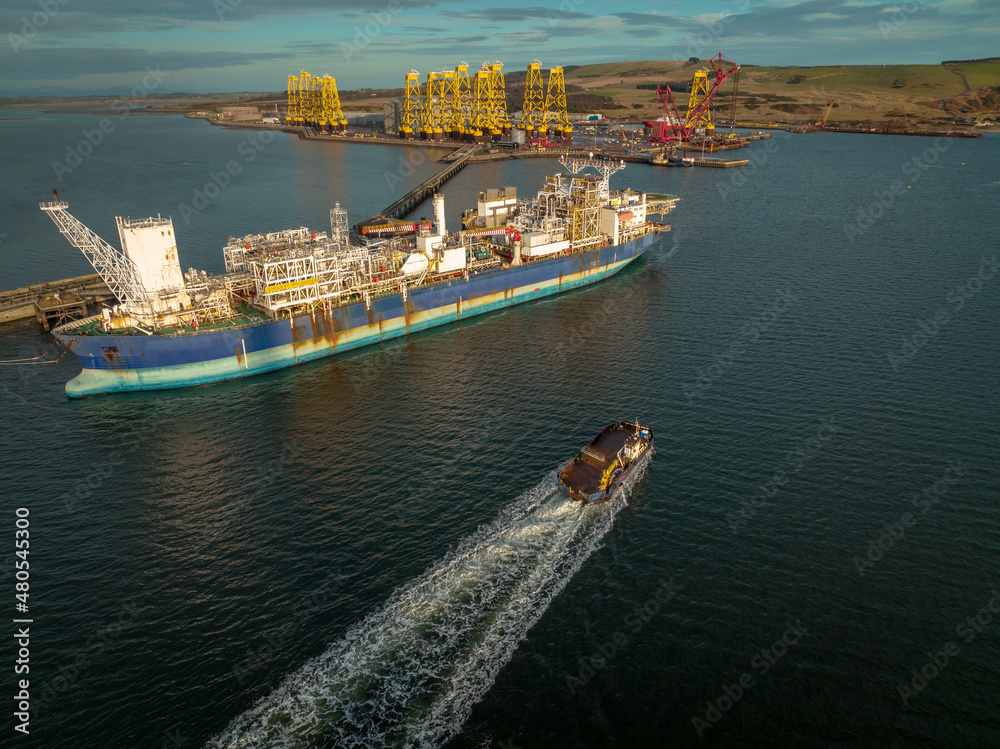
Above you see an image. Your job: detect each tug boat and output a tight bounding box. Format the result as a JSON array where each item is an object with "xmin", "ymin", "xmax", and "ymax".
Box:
[{"xmin": 558, "ymin": 421, "xmax": 654, "ymax": 503}]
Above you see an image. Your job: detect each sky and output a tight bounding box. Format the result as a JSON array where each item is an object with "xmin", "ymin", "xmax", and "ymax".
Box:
[{"xmin": 0, "ymin": 0, "xmax": 997, "ymax": 95}]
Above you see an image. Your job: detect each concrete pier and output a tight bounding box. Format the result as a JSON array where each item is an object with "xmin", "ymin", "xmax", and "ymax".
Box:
[{"xmin": 0, "ymin": 274, "xmax": 114, "ymax": 327}]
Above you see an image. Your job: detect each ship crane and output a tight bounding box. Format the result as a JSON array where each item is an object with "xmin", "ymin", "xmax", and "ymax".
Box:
[
  {"xmin": 39, "ymin": 193, "xmax": 151, "ymax": 313},
  {"xmin": 819, "ymin": 99, "xmax": 836, "ymax": 128},
  {"xmin": 651, "ymin": 53, "xmax": 739, "ymax": 143},
  {"xmin": 559, "ymin": 155, "xmax": 625, "ymax": 201}
]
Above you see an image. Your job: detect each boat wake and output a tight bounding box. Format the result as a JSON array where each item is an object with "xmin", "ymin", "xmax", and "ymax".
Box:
[{"xmin": 209, "ymin": 460, "xmax": 651, "ymax": 749}]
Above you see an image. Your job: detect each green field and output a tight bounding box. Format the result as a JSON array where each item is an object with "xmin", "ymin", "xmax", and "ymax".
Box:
[
  {"xmin": 952, "ymin": 62, "xmax": 1000, "ymax": 89},
  {"xmin": 564, "ymin": 59, "xmax": 999, "ymax": 122},
  {"xmin": 743, "ymin": 64, "xmax": 963, "ymax": 95}
]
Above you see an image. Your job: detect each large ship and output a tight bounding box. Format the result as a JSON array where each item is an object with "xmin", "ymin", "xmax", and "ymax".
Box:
[{"xmin": 40, "ymin": 157, "xmax": 677, "ymax": 397}]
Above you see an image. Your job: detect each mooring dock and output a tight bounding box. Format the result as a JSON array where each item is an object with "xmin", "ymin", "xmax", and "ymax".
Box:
[
  {"xmin": 691, "ymin": 158, "xmax": 750, "ymax": 168},
  {"xmin": 370, "ymin": 145, "xmax": 480, "ymax": 223},
  {"xmin": 0, "ymin": 274, "xmax": 114, "ymax": 327}
]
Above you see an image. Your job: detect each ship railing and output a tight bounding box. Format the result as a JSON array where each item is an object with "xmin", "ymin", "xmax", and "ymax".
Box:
[
  {"xmin": 155, "ymin": 316, "xmax": 271, "ymax": 338},
  {"xmin": 52, "ymin": 313, "xmax": 103, "ymax": 334}
]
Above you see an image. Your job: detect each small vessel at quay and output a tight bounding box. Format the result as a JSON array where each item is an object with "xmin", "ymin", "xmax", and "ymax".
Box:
[{"xmin": 558, "ymin": 421, "xmax": 654, "ymax": 503}]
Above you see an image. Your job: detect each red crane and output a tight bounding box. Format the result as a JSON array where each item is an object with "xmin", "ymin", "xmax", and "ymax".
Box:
[{"xmin": 650, "ymin": 53, "xmax": 740, "ymax": 143}]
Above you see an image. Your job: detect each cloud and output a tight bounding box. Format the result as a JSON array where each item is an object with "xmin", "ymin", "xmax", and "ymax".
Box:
[
  {"xmin": 1, "ymin": 47, "xmax": 290, "ymax": 81},
  {"xmin": 613, "ymin": 12, "xmax": 691, "ymax": 28},
  {"xmin": 0, "ymin": 0, "xmax": 445, "ymax": 36},
  {"xmin": 441, "ymin": 6, "xmax": 592, "ymax": 23}
]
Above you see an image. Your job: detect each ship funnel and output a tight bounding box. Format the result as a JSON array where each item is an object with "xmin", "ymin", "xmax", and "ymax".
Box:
[{"xmin": 433, "ymin": 193, "xmax": 445, "ymax": 235}]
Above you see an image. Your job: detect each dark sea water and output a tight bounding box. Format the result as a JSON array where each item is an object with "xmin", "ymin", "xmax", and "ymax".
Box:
[{"xmin": 1, "ymin": 109, "xmax": 998, "ymax": 748}]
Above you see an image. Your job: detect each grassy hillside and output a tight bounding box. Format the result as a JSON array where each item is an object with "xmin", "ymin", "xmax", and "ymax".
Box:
[{"xmin": 565, "ymin": 60, "xmax": 1000, "ymax": 124}]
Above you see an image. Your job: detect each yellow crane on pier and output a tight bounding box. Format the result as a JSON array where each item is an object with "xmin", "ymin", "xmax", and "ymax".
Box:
[
  {"xmin": 522, "ymin": 60, "xmax": 545, "ymax": 136},
  {"xmin": 543, "ymin": 65, "xmax": 571, "ymax": 141},
  {"xmin": 286, "ymin": 74, "xmax": 299, "ymax": 127}
]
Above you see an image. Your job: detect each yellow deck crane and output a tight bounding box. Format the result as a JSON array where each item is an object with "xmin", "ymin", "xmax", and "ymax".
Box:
[
  {"xmin": 470, "ymin": 68, "xmax": 490, "ymax": 142},
  {"xmin": 286, "ymin": 74, "xmax": 298, "ymax": 127},
  {"xmin": 317, "ymin": 75, "xmax": 347, "ymax": 133},
  {"xmin": 543, "ymin": 65, "xmax": 571, "ymax": 141},
  {"xmin": 485, "ymin": 61, "xmax": 510, "ymax": 140},
  {"xmin": 400, "ymin": 70, "xmax": 421, "ymax": 139},
  {"xmin": 298, "ymin": 71, "xmax": 313, "ymax": 128},
  {"xmin": 522, "ymin": 60, "xmax": 545, "ymax": 137},
  {"xmin": 422, "ymin": 71, "xmax": 447, "ymax": 140},
  {"xmin": 686, "ymin": 70, "xmax": 713, "ymax": 136},
  {"xmin": 441, "ymin": 69, "xmax": 461, "ymax": 139},
  {"xmin": 454, "ymin": 62, "xmax": 472, "ymax": 140}
]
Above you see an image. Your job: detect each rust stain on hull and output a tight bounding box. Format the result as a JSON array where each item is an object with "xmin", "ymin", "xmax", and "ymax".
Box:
[
  {"xmin": 403, "ymin": 297, "xmax": 418, "ymax": 332},
  {"xmin": 292, "ymin": 305, "xmax": 341, "ymax": 359},
  {"xmin": 102, "ymin": 345, "xmax": 121, "ymax": 365}
]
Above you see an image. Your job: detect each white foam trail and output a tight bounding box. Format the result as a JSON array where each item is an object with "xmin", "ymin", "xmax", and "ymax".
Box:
[{"xmin": 210, "ymin": 458, "xmax": 651, "ymax": 749}]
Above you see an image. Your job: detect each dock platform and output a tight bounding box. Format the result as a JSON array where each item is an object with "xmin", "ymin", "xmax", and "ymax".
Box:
[
  {"xmin": 690, "ymin": 158, "xmax": 749, "ymax": 168},
  {"xmin": 0, "ymin": 274, "xmax": 114, "ymax": 327}
]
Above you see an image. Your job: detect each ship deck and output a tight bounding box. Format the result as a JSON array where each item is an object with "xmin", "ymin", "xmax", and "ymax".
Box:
[
  {"xmin": 64, "ymin": 304, "xmax": 271, "ymax": 337},
  {"xmin": 58, "ymin": 225, "xmax": 668, "ymax": 339},
  {"xmin": 560, "ymin": 427, "xmax": 635, "ymax": 495}
]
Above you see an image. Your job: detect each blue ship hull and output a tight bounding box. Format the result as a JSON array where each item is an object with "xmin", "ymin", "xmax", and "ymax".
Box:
[{"xmin": 54, "ymin": 233, "xmax": 661, "ymax": 397}]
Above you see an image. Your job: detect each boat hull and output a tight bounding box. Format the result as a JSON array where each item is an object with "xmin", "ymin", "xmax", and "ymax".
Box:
[
  {"xmin": 54, "ymin": 232, "xmax": 661, "ymax": 397},
  {"xmin": 558, "ymin": 421, "xmax": 655, "ymax": 503},
  {"xmin": 558, "ymin": 441, "xmax": 654, "ymax": 503}
]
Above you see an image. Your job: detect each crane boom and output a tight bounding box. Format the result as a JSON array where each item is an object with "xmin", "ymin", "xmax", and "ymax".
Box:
[
  {"xmin": 820, "ymin": 99, "xmax": 835, "ymax": 127},
  {"xmin": 651, "ymin": 53, "xmax": 740, "ymax": 143},
  {"xmin": 39, "ymin": 197, "xmax": 150, "ymax": 311}
]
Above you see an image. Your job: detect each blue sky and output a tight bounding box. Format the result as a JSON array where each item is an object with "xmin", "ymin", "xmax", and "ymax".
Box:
[{"xmin": 1, "ymin": 0, "xmax": 997, "ymax": 95}]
